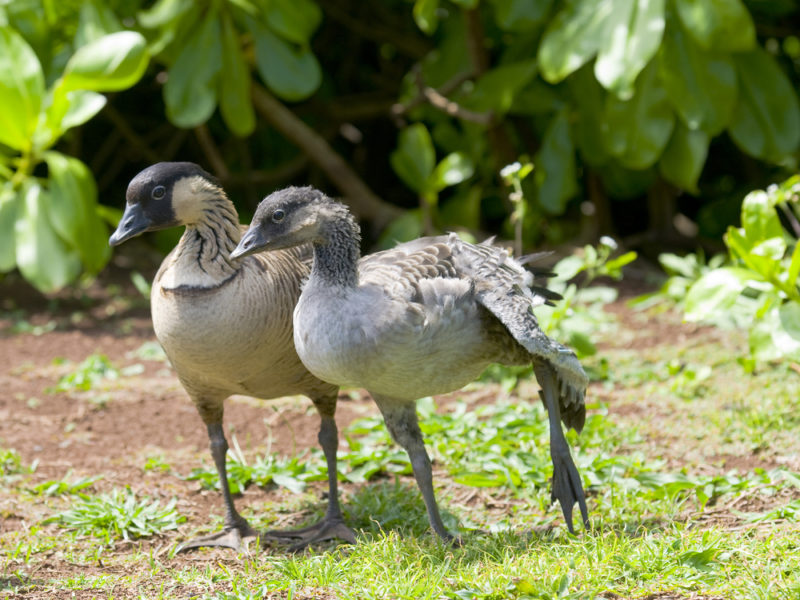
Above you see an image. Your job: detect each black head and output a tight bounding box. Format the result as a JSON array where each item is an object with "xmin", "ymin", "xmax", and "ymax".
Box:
[
  {"xmin": 230, "ymin": 186, "xmax": 334, "ymax": 260},
  {"xmin": 109, "ymin": 162, "xmax": 217, "ymax": 246}
]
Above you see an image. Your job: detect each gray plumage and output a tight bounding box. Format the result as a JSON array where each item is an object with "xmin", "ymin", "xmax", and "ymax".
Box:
[
  {"xmin": 231, "ymin": 187, "xmax": 590, "ymax": 540},
  {"xmin": 109, "ymin": 164, "xmax": 355, "ymax": 551}
]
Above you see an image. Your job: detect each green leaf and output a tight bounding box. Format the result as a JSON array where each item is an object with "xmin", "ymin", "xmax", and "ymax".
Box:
[
  {"xmin": 729, "ymin": 48, "xmax": 800, "ymax": 163},
  {"xmin": 659, "ymin": 123, "xmax": 709, "ymax": 194},
  {"xmin": 534, "ymin": 109, "xmax": 577, "ymax": 214},
  {"xmin": 62, "ymin": 31, "xmax": 148, "ymax": 92},
  {"xmin": 0, "ymin": 188, "xmax": 19, "ymax": 272},
  {"xmin": 740, "ymin": 189, "xmax": 784, "ymax": 245},
  {"xmin": 428, "ymin": 153, "xmax": 474, "ymax": 193},
  {"xmin": 490, "ymin": 0, "xmax": 553, "ymax": 32},
  {"xmin": 74, "ymin": 0, "xmax": 122, "ymax": 48},
  {"xmin": 251, "ymin": 21, "xmax": 321, "ymax": 102},
  {"xmin": 14, "ymin": 182, "xmax": 82, "ymax": 293},
  {"xmin": 59, "ymin": 90, "xmax": 107, "ymax": 132},
  {"xmin": 44, "ymin": 151, "xmax": 110, "ymax": 273},
  {"xmin": 778, "ymin": 302, "xmax": 800, "ymax": 345},
  {"xmin": 684, "ymin": 267, "xmax": 752, "ymax": 321},
  {"xmin": 390, "ymin": 124, "xmax": 436, "ymax": 194},
  {"xmin": 465, "ymin": 59, "xmax": 538, "ymax": 114},
  {"xmin": 538, "ymin": 0, "xmax": 613, "ymax": 83},
  {"xmin": 658, "ymin": 10, "xmax": 736, "ymax": 135},
  {"xmin": 787, "ymin": 242, "xmax": 800, "ymax": 295},
  {"xmin": 673, "ymin": 0, "xmax": 755, "ymax": 52},
  {"xmin": 413, "ymin": 0, "xmax": 439, "ymax": 34},
  {"xmin": 219, "ymin": 13, "xmax": 255, "ymax": 137},
  {"xmin": 137, "ymin": 0, "xmax": 196, "ymax": 56},
  {"xmin": 594, "ymin": 0, "xmax": 665, "ymax": 99},
  {"xmin": 264, "ymin": 0, "xmax": 322, "ymax": 45},
  {"xmin": 0, "ymin": 26, "xmax": 44, "ymax": 150},
  {"xmin": 138, "ymin": 0, "xmax": 193, "ymax": 29},
  {"xmin": 164, "ymin": 14, "xmax": 222, "ymax": 128},
  {"xmin": 604, "ymin": 63, "xmax": 675, "ymax": 169}
]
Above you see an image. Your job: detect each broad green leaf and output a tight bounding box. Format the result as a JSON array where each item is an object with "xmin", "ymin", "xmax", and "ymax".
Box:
[
  {"xmin": 219, "ymin": 13, "xmax": 255, "ymax": 137},
  {"xmin": 595, "ymin": 0, "xmax": 665, "ymax": 99},
  {"xmin": 659, "ymin": 124, "xmax": 709, "ymax": 194},
  {"xmin": 74, "ymin": 0, "xmax": 122, "ymax": 48},
  {"xmin": 778, "ymin": 302, "xmax": 800, "ymax": 345},
  {"xmin": 377, "ymin": 209, "xmax": 424, "ymax": 249},
  {"xmin": 788, "ymin": 242, "xmax": 800, "ymax": 296},
  {"xmin": 534, "ymin": 109, "xmax": 577, "ymax": 214},
  {"xmin": 0, "ymin": 27, "xmax": 44, "ymax": 150},
  {"xmin": 673, "ymin": 0, "xmax": 754, "ymax": 52},
  {"xmin": 684, "ymin": 267, "xmax": 752, "ymax": 321},
  {"xmin": 164, "ymin": 14, "xmax": 222, "ymax": 127},
  {"xmin": 264, "ymin": 0, "xmax": 322, "ymax": 45},
  {"xmin": 729, "ymin": 48, "xmax": 800, "ymax": 162},
  {"xmin": 569, "ymin": 64, "xmax": 609, "ymax": 166},
  {"xmin": 740, "ymin": 189, "xmax": 784, "ymax": 245},
  {"xmin": 62, "ymin": 31, "xmax": 148, "ymax": 92},
  {"xmin": 539, "ymin": 0, "xmax": 615, "ymax": 83},
  {"xmin": 60, "ymin": 90, "xmax": 107, "ymax": 132},
  {"xmin": 251, "ymin": 22, "xmax": 321, "ymax": 101},
  {"xmin": 724, "ymin": 226, "xmax": 780, "ymax": 280},
  {"xmin": 490, "ymin": 0, "xmax": 553, "ymax": 32},
  {"xmin": 658, "ymin": 10, "xmax": 736, "ymax": 135},
  {"xmin": 604, "ymin": 63, "xmax": 675, "ymax": 169},
  {"xmin": 413, "ymin": 0, "xmax": 439, "ymax": 34},
  {"xmin": 390, "ymin": 124, "xmax": 436, "ymax": 194},
  {"xmin": 0, "ymin": 188, "xmax": 19, "ymax": 272},
  {"xmin": 465, "ymin": 59, "xmax": 538, "ymax": 114},
  {"xmin": 138, "ymin": 0, "xmax": 193, "ymax": 28},
  {"xmin": 14, "ymin": 182, "xmax": 82, "ymax": 293},
  {"xmin": 44, "ymin": 151, "xmax": 110, "ymax": 273},
  {"xmin": 429, "ymin": 153, "xmax": 474, "ymax": 192}
]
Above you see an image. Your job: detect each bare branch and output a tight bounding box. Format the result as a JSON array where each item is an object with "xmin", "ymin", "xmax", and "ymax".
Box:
[{"xmin": 193, "ymin": 125, "xmax": 230, "ymax": 179}]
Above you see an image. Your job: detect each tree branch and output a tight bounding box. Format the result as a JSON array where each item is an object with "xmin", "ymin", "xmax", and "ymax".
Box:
[
  {"xmin": 194, "ymin": 124, "xmax": 230, "ymax": 179},
  {"xmin": 392, "ymin": 67, "xmax": 492, "ymax": 125},
  {"xmin": 251, "ymin": 83, "xmax": 401, "ymax": 228}
]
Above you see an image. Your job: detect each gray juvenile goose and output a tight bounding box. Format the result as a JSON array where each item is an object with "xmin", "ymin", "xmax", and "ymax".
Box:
[
  {"xmin": 230, "ymin": 186, "xmax": 590, "ymax": 540},
  {"xmin": 109, "ymin": 163, "xmax": 356, "ymax": 552}
]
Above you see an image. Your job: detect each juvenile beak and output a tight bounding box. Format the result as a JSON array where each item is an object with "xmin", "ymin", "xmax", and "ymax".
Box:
[
  {"xmin": 109, "ymin": 203, "xmax": 150, "ymax": 246},
  {"xmin": 230, "ymin": 226, "xmax": 268, "ymax": 260}
]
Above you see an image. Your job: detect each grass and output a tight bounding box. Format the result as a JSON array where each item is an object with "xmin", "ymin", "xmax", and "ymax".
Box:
[{"xmin": 1, "ymin": 303, "xmax": 800, "ymax": 598}]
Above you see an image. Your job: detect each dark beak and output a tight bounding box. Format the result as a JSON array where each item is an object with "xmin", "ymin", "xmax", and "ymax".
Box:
[
  {"xmin": 109, "ymin": 203, "xmax": 150, "ymax": 246},
  {"xmin": 230, "ymin": 226, "xmax": 268, "ymax": 260}
]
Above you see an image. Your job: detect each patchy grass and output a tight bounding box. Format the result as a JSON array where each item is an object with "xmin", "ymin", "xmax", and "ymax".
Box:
[{"xmin": 1, "ymin": 300, "xmax": 799, "ymax": 599}]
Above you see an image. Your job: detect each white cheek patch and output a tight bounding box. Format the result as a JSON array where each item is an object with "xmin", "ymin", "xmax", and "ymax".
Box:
[{"xmin": 171, "ymin": 176, "xmax": 211, "ymax": 224}]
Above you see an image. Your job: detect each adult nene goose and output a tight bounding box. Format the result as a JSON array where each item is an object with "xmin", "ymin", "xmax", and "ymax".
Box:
[
  {"xmin": 109, "ymin": 163, "xmax": 355, "ymax": 551},
  {"xmin": 230, "ymin": 186, "xmax": 590, "ymax": 541}
]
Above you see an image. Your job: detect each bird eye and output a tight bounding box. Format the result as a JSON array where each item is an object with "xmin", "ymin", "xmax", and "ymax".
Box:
[
  {"xmin": 152, "ymin": 185, "xmax": 166, "ymax": 200},
  {"xmin": 272, "ymin": 209, "xmax": 285, "ymax": 223}
]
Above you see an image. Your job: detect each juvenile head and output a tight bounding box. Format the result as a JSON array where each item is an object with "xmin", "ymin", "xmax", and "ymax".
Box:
[
  {"xmin": 230, "ymin": 186, "xmax": 347, "ymax": 259},
  {"xmin": 109, "ymin": 162, "xmax": 219, "ymax": 246}
]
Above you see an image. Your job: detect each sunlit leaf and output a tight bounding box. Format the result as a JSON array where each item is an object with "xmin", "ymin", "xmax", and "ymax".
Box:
[
  {"xmin": 673, "ymin": 0, "xmax": 755, "ymax": 52},
  {"xmin": 684, "ymin": 267, "xmax": 753, "ymax": 321},
  {"xmin": 594, "ymin": 0, "xmax": 665, "ymax": 99},
  {"xmin": 413, "ymin": 0, "xmax": 439, "ymax": 34},
  {"xmin": 14, "ymin": 182, "xmax": 82, "ymax": 293},
  {"xmin": 0, "ymin": 26, "xmax": 44, "ymax": 150},
  {"xmin": 44, "ymin": 151, "xmax": 110, "ymax": 273},
  {"xmin": 74, "ymin": 0, "xmax": 122, "ymax": 48},
  {"xmin": 740, "ymin": 189, "xmax": 784, "ymax": 245},
  {"xmin": 62, "ymin": 31, "xmax": 148, "ymax": 92},
  {"xmin": 429, "ymin": 152, "xmax": 474, "ymax": 192}
]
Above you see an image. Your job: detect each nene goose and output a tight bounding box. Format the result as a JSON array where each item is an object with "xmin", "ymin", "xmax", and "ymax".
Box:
[
  {"xmin": 230, "ymin": 187, "xmax": 590, "ymax": 541},
  {"xmin": 109, "ymin": 163, "xmax": 355, "ymax": 552}
]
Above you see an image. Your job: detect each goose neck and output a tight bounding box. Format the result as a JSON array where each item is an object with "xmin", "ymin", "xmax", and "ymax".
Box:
[{"xmin": 310, "ymin": 220, "xmax": 361, "ymax": 287}]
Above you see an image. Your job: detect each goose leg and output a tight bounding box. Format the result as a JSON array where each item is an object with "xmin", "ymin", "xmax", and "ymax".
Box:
[
  {"xmin": 375, "ymin": 397, "xmax": 456, "ymax": 543},
  {"xmin": 534, "ymin": 364, "xmax": 589, "ymax": 533},
  {"xmin": 265, "ymin": 391, "xmax": 356, "ymax": 550},
  {"xmin": 177, "ymin": 422, "xmax": 258, "ymax": 552}
]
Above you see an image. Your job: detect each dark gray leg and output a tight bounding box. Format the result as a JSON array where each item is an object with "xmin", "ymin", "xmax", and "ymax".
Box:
[
  {"xmin": 534, "ymin": 363, "xmax": 589, "ymax": 533},
  {"xmin": 177, "ymin": 422, "xmax": 258, "ymax": 552},
  {"xmin": 374, "ymin": 396, "xmax": 455, "ymax": 542},
  {"xmin": 266, "ymin": 391, "xmax": 356, "ymax": 550}
]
